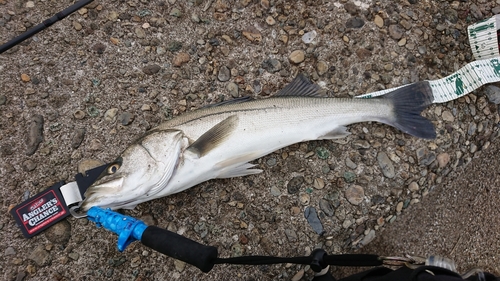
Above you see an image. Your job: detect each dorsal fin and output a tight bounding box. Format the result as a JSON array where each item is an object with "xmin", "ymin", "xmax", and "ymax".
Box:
[
  {"xmin": 187, "ymin": 115, "xmax": 239, "ymax": 157},
  {"xmin": 275, "ymin": 74, "xmax": 324, "ymax": 97},
  {"xmin": 203, "ymin": 96, "xmax": 254, "ymax": 108}
]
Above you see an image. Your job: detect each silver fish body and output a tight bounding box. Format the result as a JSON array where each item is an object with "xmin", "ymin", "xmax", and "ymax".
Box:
[{"xmin": 81, "ymin": 75, "xmax": 435, "ymax": 210}]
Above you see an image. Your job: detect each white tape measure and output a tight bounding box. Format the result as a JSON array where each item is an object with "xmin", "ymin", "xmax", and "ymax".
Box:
[{"xmin": 358, "ymin": 15, "xmax": 500, "ymax": 103}]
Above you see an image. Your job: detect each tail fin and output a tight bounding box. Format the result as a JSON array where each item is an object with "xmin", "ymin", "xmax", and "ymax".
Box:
[{"xmin": 383, "ymin": 81, "xmax": 436, "ymax": 139}]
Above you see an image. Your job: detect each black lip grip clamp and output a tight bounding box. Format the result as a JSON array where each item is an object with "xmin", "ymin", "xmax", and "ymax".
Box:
[{"xmin": 87, "ymin": 207, "xmax": 383, "ymax": 278}]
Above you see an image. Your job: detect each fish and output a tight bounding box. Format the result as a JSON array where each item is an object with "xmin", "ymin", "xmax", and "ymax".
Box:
[{"xmin": 80, "ymin": 74, "xmax": 435, "ymax": 211}]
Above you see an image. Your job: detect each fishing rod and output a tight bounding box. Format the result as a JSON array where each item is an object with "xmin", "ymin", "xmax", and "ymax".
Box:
[{"xmin": 0, "ymin": 0, "xmax": 94, "ymax": 54}]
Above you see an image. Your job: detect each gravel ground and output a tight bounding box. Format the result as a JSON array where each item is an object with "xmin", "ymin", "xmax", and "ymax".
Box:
[{"xmin": 1, "ymin": 0, "xmax": 500, "ymax": 280}]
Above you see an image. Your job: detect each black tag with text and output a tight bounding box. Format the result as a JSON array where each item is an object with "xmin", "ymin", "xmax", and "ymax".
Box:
[{"xmin": 10, "ymin": 181, "xmax": 70, "ymax": 238}]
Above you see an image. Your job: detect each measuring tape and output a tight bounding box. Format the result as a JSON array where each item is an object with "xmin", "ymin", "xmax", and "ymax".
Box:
[{"xmin": 358, "ymin": 15, "xmax": 500, "ymax": 102}]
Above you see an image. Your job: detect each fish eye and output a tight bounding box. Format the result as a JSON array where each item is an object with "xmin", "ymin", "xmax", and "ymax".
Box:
[{"xmin": 107, "ymin": 163, "xmax": 120, "ymax": 174}]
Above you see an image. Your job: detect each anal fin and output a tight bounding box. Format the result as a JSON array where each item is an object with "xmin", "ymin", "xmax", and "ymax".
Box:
[
  {"xmin": 319, "ymin": 126, "xmax": 351, "ymax": 140},
  {"xmin": 218, "ymin": 163, "xmax": 263, "ymax": 179},
  {"xmin": 215, "ymin": 152, "xmax": 263, "ymax": 179}
]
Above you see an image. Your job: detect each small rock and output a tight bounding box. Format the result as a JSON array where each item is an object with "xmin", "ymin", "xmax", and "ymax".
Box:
[
  {"xmin": 26, "ymin": 115, "xmax": 44, "ymax": 156},
  {"xmin": 0, "ymin": 95, "xmax": 6, "ymax": 105},
  {"xmin": 68, "ymin": 252, "xmax": 79, "ymax": 261},
  {"xmin": 174, "ymin": 260, "xmax": 186, "ymax": 272},
  {"xmin": 313, "ymin": 178, "xmax": 325, "ymax": 189},
  {"xmin": 485, "ymin": 85, "xmax": 500, "ymax": 104},
  {"xmin": 319, "ymin": 199, "xmax": 334, "ymax": 216},
  {"xmin": 73, "ymin": 110, "xmax": 85, "ymax": 120},
  {"xmin": 289, "ymin": 50, "xmax": 305, "ymax": 64},
  {"xmin": 265, "ymin": 16, "xmax": 276, "ymax": 25},
  {"xmin": 226, "ymin": 82, "xmax": 239, "ymax": 97},
  {"xmin": 173, "ymin": 52, "xmax": 190, "ymax": 67},
  {"xmin": 388, "ymin": 24, "xmax": 404, "ymax": 40},
  {"xmin": 5, "ymin": 246, "xmax": 16, "ymax": 255},
  {"xmin": 261, "ymin": 58, "xmax": 281, "ymax": 73},
  {"xmin": 104, "ymin": 108, "xmax": 118, "ymax": 122},
  {"xmin": 21, "ymin": 73, "xmax": 30, "ymax": 82},
  {"xmin": 304, "ymin": 206, "xmax": 324, "ymax": 235},
  {"xmin": 218, "ymin": 66, "xmax": 231, "ymax": 82},
  {"xmin": 25, "ymin": 1, "xmax": 34, "ymax": 8},
  {"xmin": 356, "ymin": 48, "xmax": 372, "ymax": 59},
  {"xmin": 408, "ymin": 182, "xmax": 419, "ymax": 192},
  {"xmin": 360, "ymin": 229, "xmax": 376, "ymax": 246},
  {"xmin": 377, "ymin": 152, "xmax": 395, "ymax": 178},
  {"xmin": 242, "ymin": 26, "xmax": 262, "ymax": 42},
  {"xmin": 167, "ymin": 41, "xmax": 183, "ymax": 52},
  {"xmin": 71, "ymin": 128, "xmax": 86, "ymax": 149},
  {"xmin": 73, "ymin": 21, "xmax": 82, "ymax": 31},
  {"xmin": 118, "ymin": 112, "xmax": 135, "ymax": 126},
  {"xmin": 284, "ymin": 228, "xmax": 298, "ymax": 242},
  {"xmin": 142, "ymin": 64, "xmax": 161, "ymax": 75},
  {"xmin": 299, "ymin": 193, "xmax": 310, "ymax": 205},
  {"xmin": 442, "ymin": 110, "xmax": 455, "ymax": 122},
  {"xmin": 141, "ymin": 104, "xmax": 152, "ymax": 111},
  {"xmin": 396, "ymin": 201, "xmax": 403, "ymax": 212},
  {"xmin": 343, "ymin": 171, "xmax": 356, "ymax": 183},
  {"xmin": 135, "ymin": 27, "xmax": 146, "ymax": 38},
  {"xmin": 345, "ymin": 185, "xmax": 364, "ymax": 205},
  {"xmin": 437, "ymin": 153, "xmax": 450, "ymax": 168},
  {"xmin": 345, "ymin": 158, "xmax": 357, "ymax": 169},
  {"xmin": 416, "ymin": 147, "xmax": 436, "ymax": 166},
  {"xmin": 29, "ymin": 245, "xmax": 51, "ymax": 267},
  {"xmin": 301, "ymin": 30, "xmax": 317, "ymax": 44},
  {"xmin": 287, "ymin": 176, "xmax": 304, "ymax": 194},
  {"xmin": 170, "ymin": 7, "xmax": 182, "ymax": 17},
  {"xmin": 91, "ymin": 43, "xmax": 106, "ymax": 54},
  {"xmin": 345, "ymin": 17, "xmax": 365, "ymax": 28},
  {"xmin": 270, "ymin": 186, "xmax": 281, "ymax": 197},
  {"xmin": 22, "ymin": 159, "xmax": 37, "ymax": 171},
  {"xmin": 292, "ymin": 270, "xmax": 305, "ymax": 281},
  {"xmin": 374, "ymin": 15, "xmax": 384, "ymax": 27},
  {"xmin": 316, "ymin": 61, "xmax": 328, "ymax": 76}
]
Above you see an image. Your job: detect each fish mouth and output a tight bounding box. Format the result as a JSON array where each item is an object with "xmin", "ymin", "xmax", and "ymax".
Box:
[{"xmin": 80, "ymin": 177, "xmax": 125, "ymax": 210}]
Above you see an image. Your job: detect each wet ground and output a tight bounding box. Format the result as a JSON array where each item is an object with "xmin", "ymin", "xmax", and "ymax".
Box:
[{"xmin": 1, "ymin": 0, "xmax": 500, "ymax": 280}]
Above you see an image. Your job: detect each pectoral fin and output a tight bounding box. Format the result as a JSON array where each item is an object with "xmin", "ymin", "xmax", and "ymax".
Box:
[{"xmin": 187, "ymin": 115, "xmax": 239, "ymax": 157}]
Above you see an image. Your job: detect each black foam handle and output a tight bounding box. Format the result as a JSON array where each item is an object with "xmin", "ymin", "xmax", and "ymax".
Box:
[{"xmin": 141, "ymin": 226, "xmax": 218, "ymax": 273}]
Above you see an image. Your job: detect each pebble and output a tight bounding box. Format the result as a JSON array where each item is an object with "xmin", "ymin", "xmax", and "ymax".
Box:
[
  {"xmin": 416, "ymin": 147, "xmax": 436, "ymax": 166},
  {"xmin": 356, "ymin": 48, "xmax": 372, "ymax": 59},
  {"xmin": 345, "ymin": 185, "xmax": 364, "ymax": 205},
  {"xmin": 226, "ymin": 82, "xmax": 239, "ymax": 97},
  {"xmin": 135, "ymin": 27, "xmax": 146, "ymax": 38},
  {"xmin": 485, "ymin": 85, "xmax": 500, "ymax": 104},
  {"xmin": 174, "ymin": 260, "xmax": 186, "ymax": 272},
  {"xmin": 68, "ymin": 252, "xmax": 80, "ymax": 261},
  {"xmin": 408, "ymin": 182, "xmax": 419, "ymax": 192},
  {"xmin": 0, "ymin": 95, "xmax": 6, "ymax": 105},
  {"xmin": 343, "ymin": 171, "xmax": 356, "ymax": 183},
  {"xmin": 289, "ymin": 50, "xmax": 305, "ymax": 64},
  {"xmin": 141, "ymin": 104, "xmax": 152, "ymax": 111},
  {"xmin": 73, "ymin": 110, "xmax": 85, "ymax": 120},
  {"xmin": 87, "ymin": 106, "xmax": 99, "ymax": 117},
  {"xmin": 261, "ymin": 58, "xmax": 281, "ymax": 73},
  {"xmin": 118, "ymin": 112, "xmax": 134, "ymax": 126},
  {"xmin": 374, "ymin": 15, "xmax": 384, "ymax": 28},
  {"xmin": 345, "ymin": 17, "xmax": 365, "ymax": 28},
  {"xmin": 316, "ymin": 61, "xmax": 328, "ymax": 76},
  {"xmin": 316, "ymin": 147, "xmax": 329, "ymax": 159},
  {"xmin": 142, "ymin": 64, "xmax": 161, "ymax": 75},
  {"xmin": 313, "ymin": 178, "xmax": 325, "ymax": 189},
  {"xmin": 218, "ymin": 66, "xmax": 231, "ymax": 82},
  {"xmin": 287, "ymin": 176, "xmax": 304, "ymax": 194},
  {"xmin": 22, "ymin": 159, "xmax": 36, "ymax": 171},
  {"xmin": 442, "ymin": 110, "xmax": 455, "ymax": 122},
  {"xmin": 5, "ymin": 246, "xmax": 16, "ymax": 255},
  {"xmin": 299, "ymin": 193, "xmax": 310, "ymax": 205},
  {"xmin": 170, "ymin": 8, "xmax": 182, "ymax": 17},
  {"xmin": 304, "ymin": 206, "xmax": 324, "ymax": 235},
  {"xmin": 104, "ymin": 108, "xmax": 118, "ymax": 122},
  {"xmin": 345, "ymin": 157, "xmax": 357, "ymax": 169},
  {"xmin": 71, "ymin": 128, "xmax": 86, "ymax": 149},
  {"xmin": 284, "ymin": 228, "xmax": 298, "ymax": 242},
  {"xmin": 25, "ymin": 1, "xmax": 34, "ymax": 8},
  {"xmin": 388, "ymin": 24, "xmax": 404, "ymax": 40},
  {"xmin": 377, "ymin": 152, "xmax": 395, "ymax": 178},
  {"xmin": 270, "ymin": 186, "xmax": 281, "ymax": 197},
  {"xmin": 21, "ymin": 73, "xmax": 30, "ymax": 82},
  {"xmin": 72, "ymin": 20, "xmax": 83, "ymax": 31},
  {"xmin": 265, "ymin": 16, "xmax": 276, "ymax": 25},
  {"xmin": 29, "ymin": 245, "xmax": 51, "ymax": 267},
  {"xmin": 173, "ymin": 52, "xmax": 190, "ymax": 67},
  {"xmin": 26, "ymin": 115, "xmax": 44, "ymax": 156},
  {"xmin": 360, "ymin": 229, "xmax": 376, "ymax": 246},
  {"xmin": 167, "ymin": 41, "xmax": 182, "ymax": 52},
  {"xmin": 292, "ymin": 269, "xmax": 304, "ymax": 281},
  {"xmin": 242, "ymin": 26, "xmax": 262, "ymax": 42},
  {"xmin": 396, "ymin": 202, "xmax": 403, "ymax": 212},
  {"xmin": 301, "ymin": 30, "xmax": 317, "ymax": 44},
  {"xmin": 319, "ymin": 199, "xmax": 335, "ymax": 216}
]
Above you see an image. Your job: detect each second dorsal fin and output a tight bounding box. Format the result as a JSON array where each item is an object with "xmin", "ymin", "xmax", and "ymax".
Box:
[{"xmin": 274, "ymin": 74, "xmax": 324, "ymax": 97}]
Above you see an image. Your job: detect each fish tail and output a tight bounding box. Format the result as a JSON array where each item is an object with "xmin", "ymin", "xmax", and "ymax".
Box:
[{"xmin": 383, "ymin": 81, "xmax": 436, "ymax": 139}]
